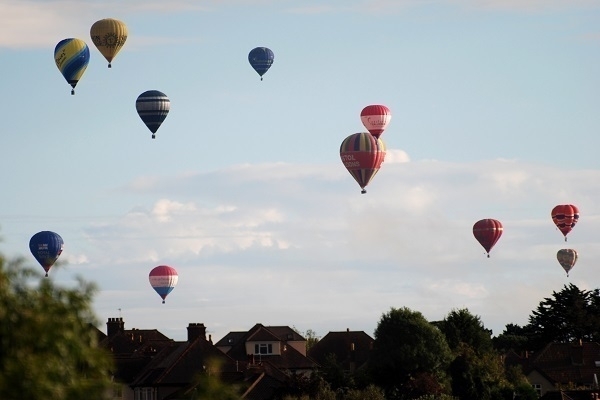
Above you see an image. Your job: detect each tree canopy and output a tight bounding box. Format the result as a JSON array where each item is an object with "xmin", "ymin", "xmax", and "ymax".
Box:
[
  {"xmin": 369, "ymin": 307, "xmax": 453, "ymax": 399},
  {"xmin": 495, "ymin": 284, "xmax": 600, "ymax": 352},
  {"xmin": 0, "ymin": 254, "xmax": 113, "ymax": 400}
]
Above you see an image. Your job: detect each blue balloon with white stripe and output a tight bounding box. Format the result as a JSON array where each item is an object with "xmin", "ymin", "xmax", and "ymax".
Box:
[{"xmin": 136, "ymin": 90, "xmax": 170, "ymax": 139}]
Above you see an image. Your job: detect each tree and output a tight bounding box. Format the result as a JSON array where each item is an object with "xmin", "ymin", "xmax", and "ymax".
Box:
[
  {"xmin": 525, "ymin": 283, "xmax": 600, "ymax": 350},
  {"xmin": 368, "ymin": 307, "xmax": 453, "ymax": 399},
  {"xmin": 435, "ymin": 308, "xmax": 493, "ymax": 354},
  {"xmin": 492, "ymin": 323, "xmax": 529, "ymax": 353},
  {"xmin": 293, "ymin": 327, "xmax": 320, "ymax": 351},
  {"xmin": 0, "ymin": 254, "xmax": 114, "ymax": 400}
]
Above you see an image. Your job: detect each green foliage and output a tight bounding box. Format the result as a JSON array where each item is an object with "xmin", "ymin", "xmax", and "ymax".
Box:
[
  {"xmin": 0, "ymin": 255, "xmax": 113, "ymax": 400},
  {"xmin": 492, "ymin": 323, "xmax": 529, "ymax": 353},
  {"xmin": 281, "ymin": 381, "xmax": 385, "ymax": 400},
  {"xmin": 292, "ymin": 326, "xmax": 320, "ymax": 351},
  {"xmin": 447, "ymin": 343, "xmax": 509, "ymax": 400},
  {"xmin": 525, "ymin": 283, "xmax": 600, "ymax": 350},
  {"xmin": 413, "ymin": 395, "xmax": 458, "ymax": 400},
  {"xmin": 369, "ymin": 307, "xmax": 453, "ymax": 399},
  {"xmin": 186, "ymin": 358, "xmax": 241, "ymax": 400},
  {"xmin": 436, "ymin": 308, "xmax": 493, "ymax": 354}
]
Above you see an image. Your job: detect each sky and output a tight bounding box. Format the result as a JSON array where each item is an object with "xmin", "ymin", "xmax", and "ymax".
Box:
[{"xmin": 1, "ymin": 0, "xmax": 599, "ymax": 342}]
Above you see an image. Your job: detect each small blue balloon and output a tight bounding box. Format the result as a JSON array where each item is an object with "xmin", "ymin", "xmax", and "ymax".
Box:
[
  {"xmin": 248, "ymin": 47, "xmax": 274, "ymax": 80},
  {"xmin": 29, "ymin": 231, "xmax": 64, "ymax": 277}
]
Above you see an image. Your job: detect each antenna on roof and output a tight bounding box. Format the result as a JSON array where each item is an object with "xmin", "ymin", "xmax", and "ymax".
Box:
[{"xmin": 118, "ymin": 308, "xmax": 122, "ymax": 318}]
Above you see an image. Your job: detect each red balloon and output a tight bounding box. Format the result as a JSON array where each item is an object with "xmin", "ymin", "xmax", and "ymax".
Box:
[
  {"xmin": 473, "ymin": 219, "xmax": 503, "ymax": 257},
  {"xmin": 360, "ymin": 105, "xmax": 391, "ymax": 138},
  {"xmin": 340, "ymin": 132, "xmax": 386, "ymax": 194},
  {"xmin": 551, "ymin": 204, "xmax": 579, "ymax": 241}
]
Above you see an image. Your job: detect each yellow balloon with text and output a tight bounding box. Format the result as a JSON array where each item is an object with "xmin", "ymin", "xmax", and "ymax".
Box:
[{"xmin": 90, "ymin": 18, "xmax": 128, "ymax": 68}]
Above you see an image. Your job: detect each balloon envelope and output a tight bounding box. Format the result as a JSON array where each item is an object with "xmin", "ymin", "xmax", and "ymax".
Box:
[
  {"xmin": 29, "ymin": 231, "xmax": 64, "ymax": 277},
  {"xmin": 149, "ymin": 265, "xmax": 178, "ymax": 304},
  {"xmin": 340, "ymin": 132, "xmax": 386, "ymax": 194},
  {"xmin": 551, "ymin": 204, "xmax": 579, "ymax": 241},
  {"xmin": 473, "ymin": 219, "xmax": 503, "ymax": 257},
  {"xmin": 556, "ymin": 249, "xmax": 577, "ymax": 277},
  {"xmin": 248, "ymin": 47, "xmax": 274, "ymax": 80},
  {"xmin": 136, "ymin": 90, "xmax": 170, "ymax": 139},
  {"xmin": 90, "ymin": 18, "xmax": 128, "ymax": 68},
  {"xmin": 360, "ymin": 105, "xmax": 391, "ymax": 138},
  {"xmin": 54, "ymin": 38, "xmax": 90, "ymax": 95}
]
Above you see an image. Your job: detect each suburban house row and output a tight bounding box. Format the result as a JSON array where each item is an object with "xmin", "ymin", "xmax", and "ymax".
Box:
[{"xmin": 95, "ymin": 317, "xmax": 600, "ymax": 400}]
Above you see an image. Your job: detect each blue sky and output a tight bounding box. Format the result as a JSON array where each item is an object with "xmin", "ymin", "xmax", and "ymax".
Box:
[{"xmin": 1, "ymin": 0, "xmax": 599, "ymax": 341}]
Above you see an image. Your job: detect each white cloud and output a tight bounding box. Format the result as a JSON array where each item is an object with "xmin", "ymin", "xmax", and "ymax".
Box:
[{"xmin": 47, "ymin": 156, "xmax": 600, "ymax": 341}]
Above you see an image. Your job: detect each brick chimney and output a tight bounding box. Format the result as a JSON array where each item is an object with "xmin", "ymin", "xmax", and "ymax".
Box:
[
  {"xmin": 187, "ymin": 323, "xmax": 207, "ymax": 342},
  {"xmin": 107, "ymin": 317, "xmax": 124, "ymax": 337}
]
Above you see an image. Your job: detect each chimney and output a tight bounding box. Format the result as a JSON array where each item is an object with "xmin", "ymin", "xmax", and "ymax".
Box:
[
  {"xmin": 107, "ymin": 317, "xmax": 124, "ymax": 337},
  {"xmin": 187, "ymin": 323, "xmax": 207, "ymax": 342}
]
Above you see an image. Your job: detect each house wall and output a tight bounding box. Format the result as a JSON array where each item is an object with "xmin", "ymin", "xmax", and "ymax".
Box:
[
  {"xmin": 246, "ymin": 340, "xmax": 281, "ymax": 356},
  {"xmin": 286, "ymin": 340, "xmax": 306, "ymax": 356},
  {"xmin": 527, "ymin": 369, "xmax": 554, "ymax": 397}
]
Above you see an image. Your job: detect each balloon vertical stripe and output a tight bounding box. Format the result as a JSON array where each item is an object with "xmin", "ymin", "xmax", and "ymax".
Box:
[
  {"xmin": 360, "ymin": 104, "xmax": 392, "ymax": 138},
  {"xmin": 551, "ymin": 204, "xmax": 579, "ymax": 241},
  {"xmin": 473, "ymin": 218, "xmax": 503, "ymax": 257},
  {"xmin": 340, "ymin": 132, "xmax": 386, "ymax": 193},
  {"xmin": 90, "ymin": 18, "xmax": 128, "ymax": 68}
]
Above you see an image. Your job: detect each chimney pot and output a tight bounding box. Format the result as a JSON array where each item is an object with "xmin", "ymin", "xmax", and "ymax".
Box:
[
  {"xmin": 187, "ymin": 323, "xmax": 207, "ymax": 342},
  {"xmin": 107, "ymin": 317, "xmax": 124, "ymax": 337}
]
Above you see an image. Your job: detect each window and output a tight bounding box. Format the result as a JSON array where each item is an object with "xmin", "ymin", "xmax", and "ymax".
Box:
[
  {"xmin": 254, "ymin": 343, "xmax": 273, "ymax": 354},
  {"xmin": 532, "ymin": 383, "xmax": 541, "ymax": 397},
  {"xmin": 135, "ymin": 387, "xmax": 156, "ymax": 400}
]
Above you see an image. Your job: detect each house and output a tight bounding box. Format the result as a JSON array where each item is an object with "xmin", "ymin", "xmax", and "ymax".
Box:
[
  {"xmin": 540, "ymin": 389, "xmax": 600, "ymax": 400},
  {"xmin": 215, "ymin": 323, "xmax": 320, "ymax": 399},
  {"xmin": 100, "ymin": 317, "xmax": 176, "ymax": 400},
  {"xmin": 506, "ymin": 341, "xmax": 600, "ymax": 398},
  {"xmin": 307, "ymin": 328, "xmax": 373, "ymax": 374},
  {"xmin": 128, "ymin": 323, "xmax": 243, "ymax": 400},
  {"xmin": 97, "ymin": 318, "xmax": 320, "ymax": 400},
  {"xmin": 98, "ymin": 318, "xmax": 244, "ymax": 400}
]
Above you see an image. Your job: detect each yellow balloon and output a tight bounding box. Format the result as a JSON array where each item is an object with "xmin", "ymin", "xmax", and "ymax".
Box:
[{"xmin": 90, "ymin": 18, "xmax": 128, "ymax": 68}]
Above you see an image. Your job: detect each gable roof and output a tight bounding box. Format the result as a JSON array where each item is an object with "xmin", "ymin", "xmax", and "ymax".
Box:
[
  {"xmin": 216, "ymin": 324, "xmax": 318, "ymax": 371},
  {"xmin": 131, "ymin": 336, "xmax": 241, "ymax": 387},
  {"xmin": 529, "ymin": 342, "xmax": 600, "ymax": 386},
  {"xmin": 308, "ymin": 329, "xmax": 373, "ymax": 370}
]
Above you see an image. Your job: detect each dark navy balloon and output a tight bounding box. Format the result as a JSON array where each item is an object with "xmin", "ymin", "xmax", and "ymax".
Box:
[
  {"xmin": 29, "ymin": 231, "xmax": 64, "ymax": 277},
  {"xmin": 248, "ymin": 47, "xmax": 274, "ymax": 81},
  {"xmin": 136, "ymin": 90, "xmax": 170, "ymax": 139}
]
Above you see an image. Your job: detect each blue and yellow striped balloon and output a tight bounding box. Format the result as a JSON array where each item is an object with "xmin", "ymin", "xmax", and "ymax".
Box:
[{"xmin": 54, "ymin": 38, "xmax": 90, "ymax": 95}]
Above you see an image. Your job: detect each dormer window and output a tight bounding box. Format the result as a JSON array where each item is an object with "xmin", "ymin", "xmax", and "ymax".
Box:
[{"xmin": 255, "ymin": 343, "xmax": 273, "ymax": 355}]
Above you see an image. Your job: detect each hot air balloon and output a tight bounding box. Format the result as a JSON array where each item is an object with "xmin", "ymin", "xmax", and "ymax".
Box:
[
  {"xmin": 90, "ymin": 18, "xmax": 128, "ymax": 68},
  {"xmin": 149, "ymin": 265, "xmax": 178, "ymax": 304},
  {"xmin": 54, "ymin": 38, "xmax": 90, "ymax": 95},
  {"xmin": 557, "ymin": 249, "xmax": 577, "ymax": 277},
  {"xmin": 551, "ymin": 204, "xmax": 579, "ymax": 241},
  {"xmin": 360, "ymin": 105, "xmax": 391, "ymax": 139},
  {"xmin": 473, "ymin": 219, "xmax": 503, "ymax": 257},
  {"xmin": 340, "ymin": 132, "xmax": 386, "ymax": 194},
  {"xmin": 248, "ymin": 47, "xmax": 274, "ymax": 80},
  {"xmin": 29, "ymin": 231, "xmax": 64, "ymax": 277},
  {"xmin": 136, "ymin": 90, "xmax": 170, "ymax": 139}
]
